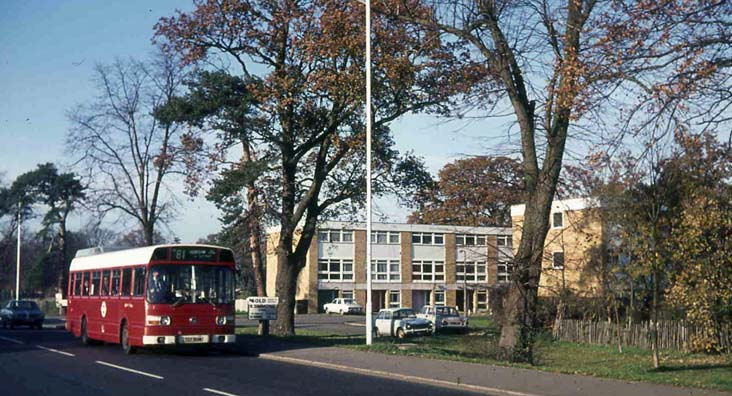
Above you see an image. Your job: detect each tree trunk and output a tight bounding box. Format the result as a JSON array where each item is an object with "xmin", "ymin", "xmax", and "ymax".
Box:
[
  {"xmin": 651, "ymin": 264, "xmax": 660, "ymax": 368},
  {"xmin": 499, "ymin": 188, "xmax": 553, "ymax": 363},
  {"xmin": 272, "ymin": 248, "xmax": 299, "ymax": 336},
  {"xmin": 143, "ymin": 223, "xmax": 154, "ymax": 246},
  {"xmin": 57, "ymin": 214, "xmax": 68, "ymax": 294}
]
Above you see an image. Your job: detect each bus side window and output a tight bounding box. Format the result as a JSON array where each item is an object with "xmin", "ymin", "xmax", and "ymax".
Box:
[
  {"xmin": 82, "ymin": 272, "xmax": 90, "ymax": 296},
  {"xmin": 74, "ymin": 273, "xmax": 82, "ymax": 296},
  {"xmin": 91, "ymin": 271, "xmax": 101, "ymax": 296},
  {"xmin": 111, "ymin": 270, "xmax": 121, "ymax": 296},
  {"xmin": 133, "ymin": 267, "xmax": 146, "ymax": 296},
  {"xmin": 122, "ymin": 268, "xmax": 132, "ymax": 296},
  {"xmin": 101, "ymin": 270, "xmax": 110, "ymax": 296}
]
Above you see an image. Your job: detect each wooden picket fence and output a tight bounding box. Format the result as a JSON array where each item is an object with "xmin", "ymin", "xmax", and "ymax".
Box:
[{"xmin": 553, "ymin": 319, "xmax": 732, "ymax": 353}]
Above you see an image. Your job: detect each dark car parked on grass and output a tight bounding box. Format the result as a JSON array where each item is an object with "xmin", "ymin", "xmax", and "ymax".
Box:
[{"xmin": 1, "ymin": 300, "xmax": 45, "ymax": 329}]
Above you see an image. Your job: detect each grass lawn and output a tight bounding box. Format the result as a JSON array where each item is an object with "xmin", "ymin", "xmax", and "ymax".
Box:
[{"xmin": 237, "ymin": 316, "xmax": 732, "ymax": 392}]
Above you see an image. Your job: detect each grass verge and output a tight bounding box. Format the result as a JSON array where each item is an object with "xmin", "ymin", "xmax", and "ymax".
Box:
[{"xmin": 237, "ymin": 316, "xmax": 732, "ymax": 392}]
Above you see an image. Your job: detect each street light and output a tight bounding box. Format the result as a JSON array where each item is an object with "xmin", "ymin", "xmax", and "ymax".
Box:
[
  {"xmin": 16, "ymin": 205, "xmax": 21, "ymax": 300},
  {"xmin": 357, "ymin": 0, "xmax": 374, "ymax": 346}
]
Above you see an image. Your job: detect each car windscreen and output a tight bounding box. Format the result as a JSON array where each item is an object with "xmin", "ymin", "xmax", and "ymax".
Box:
[
  {"xmin": 147, "ymin": 265, "xmax": 235, "ymax": 305},
  {"xmin": 436, "ymin": 306, "xmax": 458, "ymax": 316},
  {"xmin": 396, "ymin": 310, "xmax": 417, "ymax": 318},
  {"xmin": 13, "ymin": 301, "xmax": 38, "ymax": 310}
]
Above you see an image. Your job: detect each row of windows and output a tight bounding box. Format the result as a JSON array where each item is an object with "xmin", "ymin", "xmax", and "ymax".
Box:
[
  {"xmin": 318, "ymin": 259, "xmax": 513, "ymax": 283},
  {"xmin": 318, "ymin": 229, "xmax": 354, "ymax": 243},
  {"xmin": 317, "ymin": 259, "xmax": 354, "ymax": 281},
  {"xmin": 318, "ymin": 229, "xmax": 514, "ymax": 248},
  {"xmin": 70, "ymin": 267, "xmax": 147, "ymax": 297}
]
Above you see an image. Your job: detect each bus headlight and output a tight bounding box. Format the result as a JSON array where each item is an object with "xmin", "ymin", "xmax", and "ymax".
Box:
[
  {"xmin": 216, "ymin": 315, "xmax": 234, "ymax": 326},
  {"xmin": 146, "ymin": 315, "xmax": 171, "ymax": 326}
]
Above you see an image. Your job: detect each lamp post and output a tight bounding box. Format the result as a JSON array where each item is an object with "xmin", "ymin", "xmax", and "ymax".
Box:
[
  {"xmin": 15, "ymin": 205, "xmax": 22, "ymax": 300},
  {"xmin": 362, "ymin": 0, "xmax": 374, "ymax": 346}
]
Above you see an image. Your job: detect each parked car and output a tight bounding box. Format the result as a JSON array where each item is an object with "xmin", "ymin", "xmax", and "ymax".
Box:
[
  {"xmin": 323, "ymin": 298, "xmax": 363, "ymax": 315},
  {"xmin": 0, "ymin": 300, "xmax": 45, "ymax": 329},
  {"xmin": 373, "ymin": 308, "xmax": 433, "ymax": 338},
  {"xmin": 417, "ymin": 305, "xmax": 468, "ymax": 332}
]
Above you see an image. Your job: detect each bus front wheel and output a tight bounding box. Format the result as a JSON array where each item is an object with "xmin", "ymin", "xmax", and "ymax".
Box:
[{"xmin": 121, "ymin": 323, "xmax": 136, "ymax": 355}]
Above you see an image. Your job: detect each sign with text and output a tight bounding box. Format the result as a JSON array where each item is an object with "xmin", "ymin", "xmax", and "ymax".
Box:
[{"xmin": 247, "ymin": 297, "xmax": 279, "ymax": 320}]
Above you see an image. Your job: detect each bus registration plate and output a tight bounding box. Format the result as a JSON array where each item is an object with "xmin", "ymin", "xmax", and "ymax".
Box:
[{"xmin": 180, "ymin": 335, "xmax": 209, "ymax": 344}]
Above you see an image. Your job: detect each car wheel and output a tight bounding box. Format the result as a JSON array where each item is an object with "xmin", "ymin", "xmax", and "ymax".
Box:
[
  {"xmin": 35, "ymin": 321, "xmax": 43, "ymax": 330},
  {"xmin": 396, "ymin": 328, "xmax": 406, "ymax": 339},
  {"xmin": 1, "ymin": 318, "xmax": 6, "ymax": 329},
  {"xmin": 340, "ymin": 309, "xmax": 345, "ymax": 316},
  {"xmin": 81, "ymin": 317, "xmax": 91, "ymax": 345},
  {"xmin": 9, "ymin": 320, "xmax": 14, "ymax": 330},
  {"xmin": 324, "ymin": 307, "xmax": 330, "ymax": 314},
  {"xmin": 374, "ymin": 327, "xmax": 380, "ymax": 338},
  {"xmin": 121, "ymin": 322, "xmax": 136, "ymax": 355}
]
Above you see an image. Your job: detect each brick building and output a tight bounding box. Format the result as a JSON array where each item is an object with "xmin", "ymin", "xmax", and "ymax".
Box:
[
  {"xmin": 265, "ymin": 221, "xmax": 513, "ymax": 313},
  {"xmin": 510, "ymin": 198, "xmax": 606, "ymax": 298}
]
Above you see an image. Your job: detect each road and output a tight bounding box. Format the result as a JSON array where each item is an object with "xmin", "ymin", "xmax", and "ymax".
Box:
[
  {"xmin": 236, "ymin": 313, "xmax": 366, "ymax": 335},
  {"xmin": 0, "ymin": 327, "xmax": 484, "ymax": 396}
]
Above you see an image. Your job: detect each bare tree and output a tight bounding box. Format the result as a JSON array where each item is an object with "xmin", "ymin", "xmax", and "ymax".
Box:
[{"xmin": 67, "ymin": 51, "xmax": 191, "ymax": 246}]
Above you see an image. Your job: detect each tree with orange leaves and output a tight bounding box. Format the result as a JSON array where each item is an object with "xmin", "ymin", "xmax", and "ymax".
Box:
[{"xmin": 155, "ymin": 0, "xmax": 480, "ymax": 335}]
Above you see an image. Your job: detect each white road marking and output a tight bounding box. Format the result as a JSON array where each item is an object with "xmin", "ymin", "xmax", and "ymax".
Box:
[
  {"xmin": 96, "ymin": 361, "xmax": 164, "ymax": 380},
  {"xmin": 0, "ymin": 336, "xmax": 24, "ymax": 344},
  {"xmin": 259, "ymin": 354, "xmax": 543, "ymax": 396},
  {"xmin": 203, "ymin": 388, "xmax": 240, "ymax": 396},
  {"xmin": 36, "ymin": 345, "xmax": 75, "ymax": 357}
]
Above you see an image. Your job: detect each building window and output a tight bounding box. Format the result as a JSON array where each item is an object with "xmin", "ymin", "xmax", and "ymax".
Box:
[
  {"xmin": 371, "ymin": 259, "xmax": 400, "ymax": 281},
  {"xmin": 433, "ymin": 290, "xmax": 445, "ymax": 305},
  {"xmin": 371, "ymin": 231, "xmax": 399, "ymax": 244},
  {"xmin": 477, "ymin": 290, "xmax": 487, "ymax": 310},
  {"xmin": 496, "ymin": 235, "xmax": 512, "ymax": 247},
  {"xmin": 342, "ymin": 290, "xmax": 354, "ymax": 300},
  {"xmin": 412, "ymin": 232, "xmax": 444, "ymax": 245},
  {"xmin": 388, "ymin": 290, "xmax": 401, "ymax": 308},
  {"xmin": 552, "ymin": 212, "xmax": 564, "ymax": 228},
  {"xmin": 456, "ymin": 234, "xmax": 486, "ymax": 246},
  {"xmin": 456, "ymin": 261, "xmax": 487, "ymax": 282},
  {"xmin": 318, "ymin": 258, "xmax": 354, "ymax": 281},
  {"xmin": 497, "ymin": 261, "xmax": 512, "ymax": 283},
  {"xmin": 318, "ymin": 229, "xmax": 354, "ymax": 243},
  {"xmin": 412, "ymin": 260, "xmax": 445, "ymax": 282},
  {"xmin": 552, "ymin": 251, "xmax": 565, "ymax": 269}
]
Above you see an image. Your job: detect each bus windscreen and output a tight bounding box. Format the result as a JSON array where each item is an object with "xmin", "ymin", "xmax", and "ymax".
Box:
[{"xmin": 147, "ymin": 264, "xmax": 234, "ymax": 305}]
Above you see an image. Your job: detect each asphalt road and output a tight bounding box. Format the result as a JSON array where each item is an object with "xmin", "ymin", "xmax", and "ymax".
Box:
[
  {"xmin": 236, "ymin": 313, "xmax": 366, "ymax": 335},
  {"xmin": 0, "ymin": 327, "xmax": 484, "ymax": 396}
]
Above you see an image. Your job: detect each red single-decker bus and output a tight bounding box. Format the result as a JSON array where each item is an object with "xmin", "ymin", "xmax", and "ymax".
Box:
[{"xmin": 66, "ymin": 244, "xmax": 236, "ymax": 354}]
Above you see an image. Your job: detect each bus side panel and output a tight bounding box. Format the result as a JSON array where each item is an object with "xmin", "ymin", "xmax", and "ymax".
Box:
[{"xmin": 126, "ymin": 298, "xmax": 146, "ymax": 347}]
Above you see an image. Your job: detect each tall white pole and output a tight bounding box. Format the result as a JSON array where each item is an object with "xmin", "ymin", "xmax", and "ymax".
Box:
[
  {"xmin": 365, "ymin": 0, "xmax": 373, "ymax": 346},
  {"xmin": 16, "ymin": 207, "xmax": 21, "ymax": 300}
]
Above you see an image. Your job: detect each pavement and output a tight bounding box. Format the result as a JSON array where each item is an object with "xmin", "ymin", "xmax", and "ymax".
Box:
[{"xmin": 41, "ymin": 315, "xmax": 730, "ymax": 396}]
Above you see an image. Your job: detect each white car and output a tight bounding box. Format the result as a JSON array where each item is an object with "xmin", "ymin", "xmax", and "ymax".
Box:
[
  {"xmin": 417, "ymin": 305, "xmax": 468, "ymax": 332},
  {"xmin": 323, "ymin": 298, "xmax": 363, "ymax": 315},
  {"xmin": 373, "ymin": 308, "xmax": 433, "ymax": 338}
]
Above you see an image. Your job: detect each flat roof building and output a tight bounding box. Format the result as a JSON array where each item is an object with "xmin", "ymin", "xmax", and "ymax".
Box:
[
  {"xmin": 265, "ymin": 221, "xmax": 513, "ymax": 314},
  {"xmin": 510, "ymin": 198, "xmax": 606, "ymax": 298}
]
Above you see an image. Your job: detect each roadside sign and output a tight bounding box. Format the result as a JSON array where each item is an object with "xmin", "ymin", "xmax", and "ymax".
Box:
[{"xmin": 247, "ymin": 297, "xmax": 279, "ymax": 320}]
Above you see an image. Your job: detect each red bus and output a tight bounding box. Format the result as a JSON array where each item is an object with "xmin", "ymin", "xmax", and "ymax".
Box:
[{"xmin": 66, "ymin": 244, "xmax": 236, "ymax": 354}]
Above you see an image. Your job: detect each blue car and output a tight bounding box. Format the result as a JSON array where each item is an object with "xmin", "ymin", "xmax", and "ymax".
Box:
[{"xmin": 1, "ymin": 300, "xmax": 45, "ymax": 329}]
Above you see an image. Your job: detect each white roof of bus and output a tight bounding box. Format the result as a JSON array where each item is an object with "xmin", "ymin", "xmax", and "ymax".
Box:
[{"xmin": 69, "ymin": 244, "xmax": 230, "ymax": 272}]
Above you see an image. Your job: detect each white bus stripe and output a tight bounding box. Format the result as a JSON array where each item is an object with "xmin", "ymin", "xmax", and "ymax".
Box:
[
  {"xmin": 203, "ymin": 388, "xmax": 240, "ymax": 396},
  {"xmin": 96, "ymin": 361, "xmax": 164, "ymax": 380},
  {"xmin": 36, "ymin": 345, "xmax": 75, "ymax": 357},
  {"xmin": 0, "ymin": 336, "xmax": 24, "ymax": 344}
]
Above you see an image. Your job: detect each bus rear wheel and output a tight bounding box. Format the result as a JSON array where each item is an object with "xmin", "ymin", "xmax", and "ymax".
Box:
[
  {"xmin": 81, "ymin": 317, "xmax": 91, "ymax": 345},
  {"xmin": 121, "ymin": 323, "xmax": 136, "ymax": 355}
]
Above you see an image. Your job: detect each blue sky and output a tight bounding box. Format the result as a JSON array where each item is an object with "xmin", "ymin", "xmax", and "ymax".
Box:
[{"xmin": 0, "ymin": 1, "xmax": 505, "ymax": 242}]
